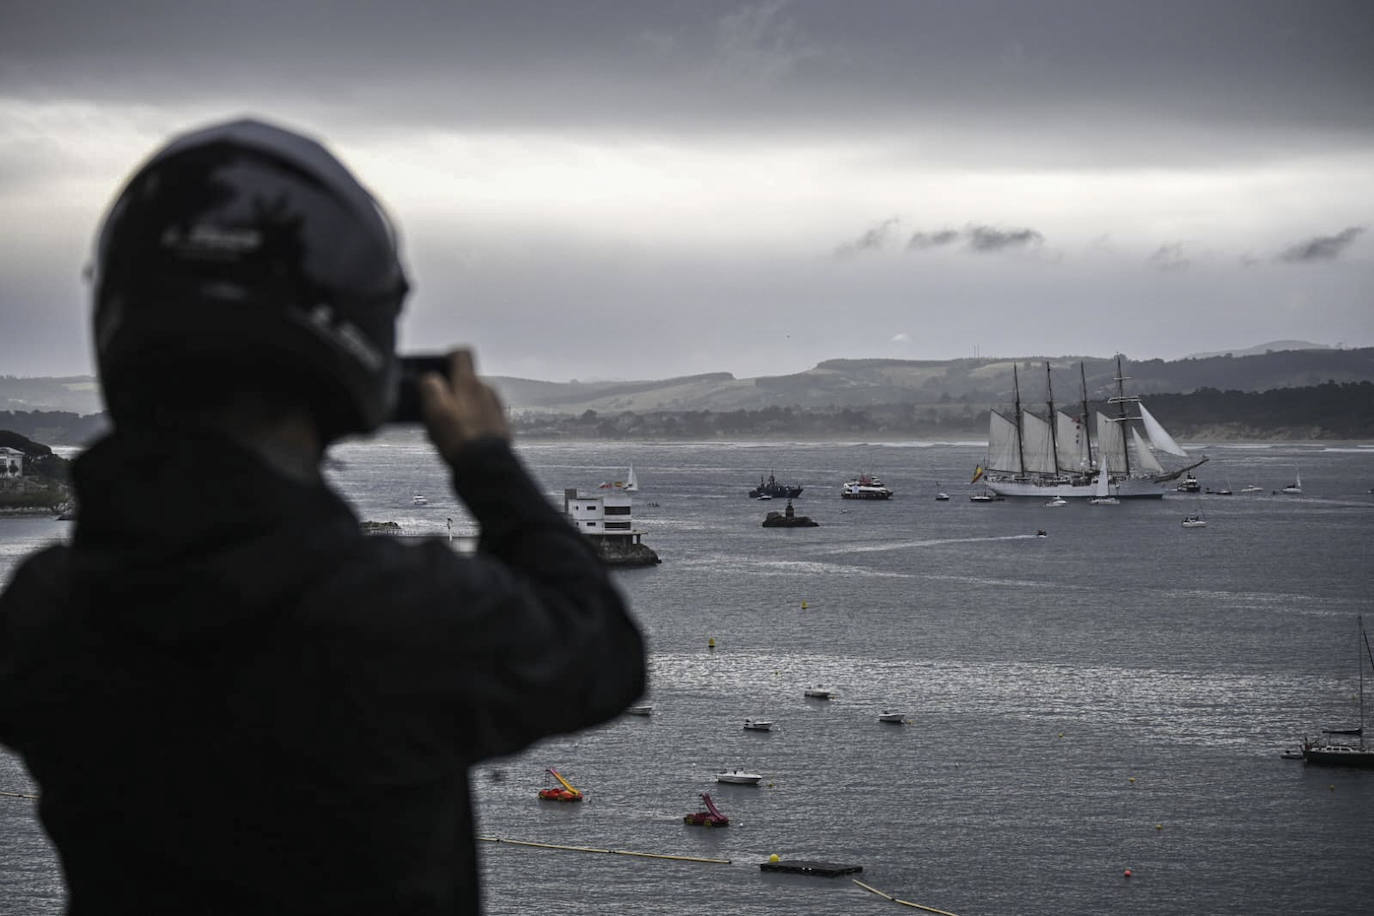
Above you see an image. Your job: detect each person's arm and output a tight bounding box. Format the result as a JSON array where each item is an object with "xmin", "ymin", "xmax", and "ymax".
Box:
[{"xmin": 413, "ymin": 349, "xmax": 646, "ymax": 758}]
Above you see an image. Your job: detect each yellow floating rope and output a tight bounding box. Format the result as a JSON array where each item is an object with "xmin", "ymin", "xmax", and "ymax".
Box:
[
  {"xmin": 853, "ymin": 878, "xmax": 963, "ymax": 915},
  {"xmin": 478, "ymin": 835, "xmax": 730, "ymax": 865}
]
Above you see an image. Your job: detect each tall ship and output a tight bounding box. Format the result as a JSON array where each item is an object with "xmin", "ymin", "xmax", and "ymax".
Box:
[{"xmin": 978, "ymin": 357, "xmax": 1205, "ymax": 500}]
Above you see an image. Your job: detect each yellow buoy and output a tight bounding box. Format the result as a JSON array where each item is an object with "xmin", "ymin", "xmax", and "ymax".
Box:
[
  {"xmin": 801, "ymin": 600, "xmax": 808, "ymax": 609},
  {"xmin": 1128, "ymin": 776, "xmax": 1136, "ymax": 784},
  {"xmin": 769, "ymin": 853, "xmax": 780, "ymax": 863},
  {"xmin": 708, "ymin": 637, "xmax": 715, "ymax": 649}
]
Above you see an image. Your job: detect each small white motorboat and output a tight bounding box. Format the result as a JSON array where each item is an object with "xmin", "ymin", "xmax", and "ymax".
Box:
[
  {"xmin": 412, "ymin": 495, "xmax": 428, "ymax": 506},
  {"xmin": 743, "ymin": 719, "xmax": 772, "ymax": 732},
  {"xmin": 803, "ymin": 686, "xmax": 833, "ymax": 699},
  {"xmin": 935, "ymin": 492, "xmax": 950, "ymax": 501},
  {"xmin": 1240, "ymin": 485, "xmax": 1263, "ymax": 494},
  {"xmin": 1044, "ymin": 497, "xmax": 1067, "ymax": 507},
  {"xmin": 716, "ymin": 769, "xmax": 763, "ymax": 785},
  {"xmin": 1181, "ymin": 514, "xmax": 1207, "ymax": 529},
  {"xmin": 625, "ymin": 705, "xmax": 654, "ymax": 716},
  {"xmin": 878, "ymin": 711, "xmax": 905, "ymax": 724}
]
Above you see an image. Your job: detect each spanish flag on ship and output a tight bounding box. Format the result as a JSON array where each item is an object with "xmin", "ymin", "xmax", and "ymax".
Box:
[{"xmin": 970, "ymin": 464, "xmax": 985, "ymax": 484}]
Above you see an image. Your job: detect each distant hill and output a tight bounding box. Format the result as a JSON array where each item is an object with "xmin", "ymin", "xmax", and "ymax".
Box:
[
  {"xmin": 4, "ymin": 347, "xmax": 1373, "ymax": 421},
  {"xmin": 0, "ymin": 376, "xmax": 101, "ymax": 415},
  {"xmin": 1184, "ymin": 340, "xmax": 1332, "ymax": 359},
  {"xmin": 493, "ymin": 347, "xmax": 1374, "ymax": 415}
]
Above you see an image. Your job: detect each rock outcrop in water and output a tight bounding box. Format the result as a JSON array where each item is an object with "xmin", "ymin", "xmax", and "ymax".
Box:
[{"xmin": 762, "ymin": 500, "xmax": 818, "ymax": 528}]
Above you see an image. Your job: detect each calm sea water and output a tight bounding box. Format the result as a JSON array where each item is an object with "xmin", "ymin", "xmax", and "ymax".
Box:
[{"xmin": 3, "ymin": 434, "xmax": 1373, "ymax": 915}]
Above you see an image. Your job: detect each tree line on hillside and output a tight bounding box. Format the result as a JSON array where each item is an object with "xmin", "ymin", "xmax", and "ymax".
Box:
[
  {"xmin": 0, "ymin": 411, "xmax": 109, "ymax": 447},
  {"xmin": 3, "ymin": 380, "xmax": 1371, "ymax": 445},
  {"xmin": 511, "ymin": 381, "xmax": 1374, "ymax": 440}
]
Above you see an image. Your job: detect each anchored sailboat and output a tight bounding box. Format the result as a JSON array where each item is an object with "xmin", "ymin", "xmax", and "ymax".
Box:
[
  {"xmin": 1089, "ymin": 455, "xmax": 1119, "ymax": 505},
  {"xmin": 981, "ymin": 357, "xmax": 1206, "ymax": 499},
  {"xmin": 1302, "ymin": 616, "xmax": 1374, "ymax": 768}
]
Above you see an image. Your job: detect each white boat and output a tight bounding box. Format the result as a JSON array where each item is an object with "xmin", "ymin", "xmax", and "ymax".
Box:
[
  {"xmin": 598, "ymin": 466, "xmax": 639, "ymax": 493},
  {"xmin": 979, "ymin": 358, "xmax": 1205, "ymax": 499},
  {"xmin": 1241, "ymin": 485, "xmax": 1263, "ymax": 494},
  {"xmin": 841, "ymin": 474, "xmax": 893, "ymax": 500},
  {"xmin": 625, "ymin": 704, "xmax": 653, "ymax": 716},
  {"xmin": 1301, "ymin": 615, "xmax": 1374, "ymax": 769},
  {"xmin": 743, "ymin": 719, "xmax": 773, "ymax": 731},
  {"xmin": 878, "ymin": 711, "xmax": 905, "ymax": 724},
  {"xmin": 411, "ymin": 495, "xmax": 428, "ymax": 506},
  {"xmin": 716, "ymin": 769, "xmax": 763, "ymax": 785},
  {"xmin": 1088, "ymin": 455, "xmax": 1119, "ymax": 505},
  {"xmin": 804, "ymin": 686, "xmax": 834, "ymax": 699},
  {"xmin": 1181, "ymin": 514, "xmax": 1207, "ymax": 529},
  {"xmin": 1044, "ymin": 497, "xmax": 1067, "ymax": 507},
  {"xmin": 1282, "ymin": 469, "xmax": 1302, "ymax": 494},
  {"xmin": 935, "ymin": 492, "xmax": 950, "ymax": 501}
]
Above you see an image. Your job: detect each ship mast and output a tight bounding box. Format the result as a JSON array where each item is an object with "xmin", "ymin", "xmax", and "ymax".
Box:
[
  {"xmin": 1044, "ymin": 361, "xmax": 1060, "ymax": 475},
  {"xmin": 1013, "ymin": 364, "xmax": 1026, "ymax": 474},
  {"xmin": 1079, "ymin": 362, "xmax": 1094, "ymax": 469},
  {"xmin": 1108, "ymin": 355, "xmax": 1133, "ymax": 478},
  {"xmin": 1361, "ymin": 615, "xmax": 1371, "ymax": 751}
]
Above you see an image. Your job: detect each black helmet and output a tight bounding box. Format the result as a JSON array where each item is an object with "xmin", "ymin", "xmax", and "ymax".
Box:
[{"xmin": 92, "ymin": 118, "xmax": 410, "ymax": 438}]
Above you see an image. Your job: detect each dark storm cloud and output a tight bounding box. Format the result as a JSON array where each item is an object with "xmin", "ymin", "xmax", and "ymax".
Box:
[
  {"xmin": 1276, "ymin": 226, "xmax": 1366, "ymax": 263},
  {"xmin": 965, "ymin": 225, "xmax": 1044, "ymax": 253},
  {"xmin": 845, "ymin": 223, "xmax": 1045, "ymax": 256},
  {"xmin": 3, "ymin": 1, "xmax": 1372, "ymax": 155},
  {"xmin": 906, "ymin": 229, "xmax": 960, "ymax": 250},
  {"xmin": 834, "ymin": 217, "xmax": 901, "ymax": 257},
  {"xmin": 1149, "ymin": 243, "xmax": 1191, "ymax": 271}
]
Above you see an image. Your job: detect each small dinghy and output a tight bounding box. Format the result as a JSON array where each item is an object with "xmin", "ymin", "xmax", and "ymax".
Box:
[
  {"xmin": 743, "ymin": 718, "xmax": 772, "ymax": 732},
  {"xmin": 878, "ymin": 710, "xmax": 906, "ymax": 724}
]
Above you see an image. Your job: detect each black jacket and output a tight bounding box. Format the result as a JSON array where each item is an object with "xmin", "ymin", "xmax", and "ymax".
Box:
[{"xmin": 0, "ymin": 430, "xmax": 645, "ymax": 914}]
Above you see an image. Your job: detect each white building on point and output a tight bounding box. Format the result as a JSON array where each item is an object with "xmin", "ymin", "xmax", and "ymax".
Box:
[
  {"xmin": 1, "ymin": 447, "xmax": 23, "ymax": 477},
  {"xmin": 562, "ymin": 488, "xmax": 659, "ymax": 565}
]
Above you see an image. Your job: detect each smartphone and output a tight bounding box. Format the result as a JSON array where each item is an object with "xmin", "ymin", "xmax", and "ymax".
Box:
[{"xmin": 389, "ymin": 353, "xmax": 451, "ymax": 423}]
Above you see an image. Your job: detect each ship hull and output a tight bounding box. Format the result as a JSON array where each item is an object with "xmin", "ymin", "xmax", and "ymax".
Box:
[
  {"xmin": 1301, "ymin": 745, "xmax": 1374, "ymax": 768},
  {"xmin": 983, "ymin": 474, "xmax": 1165, "ymax": 499}
]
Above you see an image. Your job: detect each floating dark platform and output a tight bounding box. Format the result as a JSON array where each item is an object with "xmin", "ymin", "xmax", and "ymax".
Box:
[{"xmin": 759, "ymin": 860, "xmax": 862, "ymax": 877}]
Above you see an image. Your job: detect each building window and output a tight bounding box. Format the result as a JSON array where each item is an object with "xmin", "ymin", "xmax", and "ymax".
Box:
[
  {"xmin": 604, "ymin": 505, "xmax": 632, "ymax": 515},
  {"xmin": 604, "ymin": 521, "xmax": 632, "ymax": 530}
]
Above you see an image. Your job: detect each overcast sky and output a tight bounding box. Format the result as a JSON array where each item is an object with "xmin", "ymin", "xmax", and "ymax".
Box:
[{"xmin": 3, "ymin": 0, "xmax": 1371, "ymax": 382}]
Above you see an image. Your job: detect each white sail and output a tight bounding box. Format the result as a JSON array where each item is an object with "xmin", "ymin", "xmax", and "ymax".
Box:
[
  {"xmin": 1096, "ymin": 412, "xmax": 1127, "ymax": 474},
  {"xmin": 1138, "ymin": 403, "xmax": 1188, "ymax": 457},
  {"xmin": 1020, "ymin": 411, "xmax": 1057, "ymax": 474},
  {"xmin": 1130, "ymin": 428, "xmax": 1165, "ymax": 474},
  {"xmin": 1056, "ymin": 410, "xmax": 1089, "ymax": 471},
  {"xmin": 987, "ymin": 411, "xmax": 1021, "ymax": 472},
  {"xmin": 624, "ymin": 466, "xmax": 639, "ymax": 492},
  {"xmin": 1095, "ymin": 455, "xmax": 1111, "ymax": 497}
]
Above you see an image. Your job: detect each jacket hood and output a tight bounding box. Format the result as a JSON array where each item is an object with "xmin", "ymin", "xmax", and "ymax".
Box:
[{"xmin": 66, "ymin": 429, "xmax": 361, "ymax": 647}]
